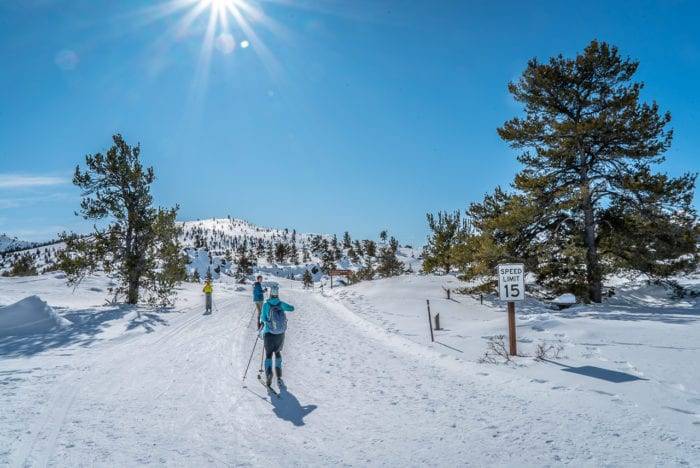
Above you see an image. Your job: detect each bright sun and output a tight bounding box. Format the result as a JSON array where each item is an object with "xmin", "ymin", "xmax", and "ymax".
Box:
[{"xmin": 141, "ymin": 0, "xmax": 280, "ymax": 96}]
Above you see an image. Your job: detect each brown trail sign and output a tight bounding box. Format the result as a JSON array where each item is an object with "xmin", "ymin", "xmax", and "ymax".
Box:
[{"xmin": 329, "ymin": 269, "xmax": 352, "ymax": 288}]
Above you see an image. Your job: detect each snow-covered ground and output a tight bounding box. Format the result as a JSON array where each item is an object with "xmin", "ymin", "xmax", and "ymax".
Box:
[{"xmin": 1, "ymin": 272, "xmax": 699, "ymax": 466}]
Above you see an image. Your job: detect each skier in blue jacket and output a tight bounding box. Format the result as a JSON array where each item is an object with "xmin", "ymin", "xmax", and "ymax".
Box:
[
  {"xmin": 259, "ymin": 284, "xmax": 294, "ymax": 387},
  {"xmin": 253, "ymin": 275, "xmax": 267, "ymax": 328}
]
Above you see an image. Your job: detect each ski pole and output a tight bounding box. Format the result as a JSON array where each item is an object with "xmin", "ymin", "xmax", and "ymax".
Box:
[
  {"xmin": 242, "ymin": 333, "xmax": 260, "ymax": 382},
  {"xmin": 259, "ymin": 344, "xmax": 265, "ymax": 373}
]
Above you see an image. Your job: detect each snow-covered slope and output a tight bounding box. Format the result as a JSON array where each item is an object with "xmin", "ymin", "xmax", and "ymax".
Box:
[
  {"xmin": 0, "ymin": 272, "xmax": 698, "ymax": 465},
  {"xmin": 179, "ymin": 217, "xmax": 420, "ymax": 281}
]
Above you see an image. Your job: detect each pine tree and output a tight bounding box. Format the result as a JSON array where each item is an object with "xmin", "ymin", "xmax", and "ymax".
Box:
[
  {"xmin": 353, "ymin": 240, "xmax": 364, "ymax": 257},
  {"xmin": 6, "ymin": 252, "xmax": 37, "ymax": 277},
  {"xmin": 497, "ymin": 40, "xmax": 697, "ymax": 302},
  {"xmin": 348, "ymin": 245, "xmax": 359, "ymax": 264},
  {"xmin": 302, "ymin": 269, "xmax": 313, "ymax": 288},
  {"xmin": 235, "ymin": 250, "xmax": 252, "ymax": 282},
  {"xmin": 321, "ymin": 250, "xmax": 336, "ymax": 274},
  {"xmin": 376, "ymin": 241, "xmax": 404, "ymax": 278},
  {"xmin": 266, "ymin": 242, "xmax": 274, "ymax": 263},
  {"xmin": 288, "ymin": 243, "xmax": 299, "ymax": 265},
  {"xmin": 342, "ymin": 231, "xmax": 352, "ymax": 249},
  {"xmin": 57, "ymin": 134, "xmax": 186, "ymax": 305},
  {"xmin": 274, "ymin": 242, "xmax": 287, "ymax": 263},
  {"xmin": 379, "ymin": 230, "xmax": 388, "ymax": 243},
  {"xmin": 422, "ymin": 211, "xmax": 467, "ymax": 274},
  {"xmin": 362, "ymin": 240, "xmax": 377, "ymax": 258}
]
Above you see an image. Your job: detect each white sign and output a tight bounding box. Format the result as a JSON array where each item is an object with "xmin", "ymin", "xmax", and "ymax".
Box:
[{"xmin": 497, "ymin": 263, "xmax": 525, "ymax": 301}]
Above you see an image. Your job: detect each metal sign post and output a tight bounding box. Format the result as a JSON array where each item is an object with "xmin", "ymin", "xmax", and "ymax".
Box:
[{"xmin": 497, "ymin": 263, "xmax": 525, "ymax": 356}]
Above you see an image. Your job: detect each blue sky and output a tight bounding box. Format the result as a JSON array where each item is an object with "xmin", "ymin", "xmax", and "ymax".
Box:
[{"xmin": 1, "ymin": 0, "xmax": 698, "ymax": 245}]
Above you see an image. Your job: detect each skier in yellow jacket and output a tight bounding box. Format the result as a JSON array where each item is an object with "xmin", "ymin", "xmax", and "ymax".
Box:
[{"xmin": 203, "ymin": 278, "xmax": 213, "ymax": 314}]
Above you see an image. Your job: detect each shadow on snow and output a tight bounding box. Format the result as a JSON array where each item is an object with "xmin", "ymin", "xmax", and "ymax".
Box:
[
  {"xmin": 544, "ymin": 359, "xmax": 648, "ymax": 383},
  {"xmin": 270, "ymin": 383, "xmax": 317, "ymax": 427},
  {"xmin": 0, "ymin": 306, "xmax": 175, "ymax": 359}
]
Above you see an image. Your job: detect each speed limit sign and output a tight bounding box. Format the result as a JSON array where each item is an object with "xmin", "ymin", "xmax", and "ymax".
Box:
[{"xmin": 497, "ymin": 263, "xmax": 525, "ymax": 301}]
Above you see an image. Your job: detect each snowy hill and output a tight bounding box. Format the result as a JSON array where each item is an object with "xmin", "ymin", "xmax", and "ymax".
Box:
[
  {"xmin": 0, "ymin": 218, "xmax": 421, "ymax": 282},
  {"xmin": 0, "ymin": 234, "xmax": 35, "ymax": 253},
  {"xmin": 178, "ymin": 217, "xmax": 421, "ymax": 281}
]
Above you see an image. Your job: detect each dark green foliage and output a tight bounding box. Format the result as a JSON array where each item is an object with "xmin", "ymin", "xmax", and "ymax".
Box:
[
  {"xmin": 274, "ymin": 243, "xmax": 287, "ymax": 263},
  {"xmin": 453, "ymin": 41, "xmax": 697, "ymax": 302},
  {"xmin": 352, "ymin": 240, "xmax": 363, "ymax": 257},
  {"xmin": 321, "ymin": 251, "xmax": 336, "ymax": 274},
  {"xmin": 6, "ymin": 252, "xmax": 38, "ymax": 277},
  {"xmin": 422, "ymin": 210, "xmax": 470, "ymax": 274},
  {"xmin": 57, "ymin": 134, "xmax": 186, "ymax": 305},
  {"xmin": 342, "ymin": 231, "xmax": 352, "ymax": 249},
  {"xmin": 302, "ymin": 269, "xmax": 313, "ymax": 288},
  {"xmin": 362, "ymin": 240, "xmax": 377, "ymax": 258},
  {"xmin": 376, "ymin": 239, "xmax": 404, "ymax": 278},
  {"xmin": 351, "ymin": 259, "xmax": 375, "ymax": 282},
  {"xmin": 236, "ymin": 250, "xmax": 253, "ymax": 281}
]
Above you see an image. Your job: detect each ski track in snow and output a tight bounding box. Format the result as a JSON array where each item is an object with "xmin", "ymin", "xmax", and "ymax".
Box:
[{"xmin": 1, "ymin": 285, "xmax": 698, "ymax": 466}]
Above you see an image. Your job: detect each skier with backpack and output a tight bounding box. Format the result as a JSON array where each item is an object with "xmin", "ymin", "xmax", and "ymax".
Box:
[
  {"xmin": 252, "ymin": 275, "xmax": 267, "ymax": 328},
  {"xmin": 259, "ymin": 284, "xmax": 294, "ymax": 388}
]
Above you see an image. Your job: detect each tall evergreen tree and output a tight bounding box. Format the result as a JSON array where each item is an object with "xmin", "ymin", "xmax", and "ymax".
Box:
[
  {"xmin": 342, "ymin": 231, "xmax": 352, "ymax": 249},
  {"xmin": 362, "ymin": 239, "xmax": 377, "ymax": 258},
  {"xmin": 497, "ymin": 40, "xmax": 697, "ymax": 302},
  {"xmin": 57, "ymin": 134, "xmax": 186, "ymax": 305},
  {"xmin": 302, "ymin": 269, "xmax": 313, "ymax": 288},
  {"xmin": 422, "ymin": 210, "xmax": 468, "ymax": 274},
  {"xmin": 376, "ymin": 239, "xmax": 404, "ymax": 278},
  {"xmin": 321, "ymin": 250, "xmax": 336, "ymax": 274}
]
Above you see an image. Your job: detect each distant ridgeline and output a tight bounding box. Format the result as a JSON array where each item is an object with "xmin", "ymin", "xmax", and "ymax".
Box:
[
  {"xmin": 0, "ymin": 234, "xmax": 41, "ymax": 254},
  {"xmin": 1, "ymin": 218, "xmax": 421, "ymax": 282}
]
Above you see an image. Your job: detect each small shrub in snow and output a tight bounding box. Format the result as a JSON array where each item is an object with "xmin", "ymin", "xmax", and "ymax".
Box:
[
  {"xmin": 479, "ymin": 335, "xmax": 512, "ymax": 364},
  {"xmin": 534, "ymin": 342, "xmax": 564, "ymax": 361}
]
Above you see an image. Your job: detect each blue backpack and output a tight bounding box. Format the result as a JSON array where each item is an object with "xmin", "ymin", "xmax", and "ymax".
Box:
[{"xmin": 268, "ymin": 302, "xmax": 287, "ymax": 334}]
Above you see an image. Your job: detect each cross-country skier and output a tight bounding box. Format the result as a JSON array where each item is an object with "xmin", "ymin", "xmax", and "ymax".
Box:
[
  {"xmin": 203, "ymin": 278, "xmax": 213, "ymax": 314},
  {"xmin": 253, "ymin": 275, "xmax": 267, "ymax": 328},
  {"xmin": 259, "ymin": 284, "xmax": 294, "ymax": 387}
]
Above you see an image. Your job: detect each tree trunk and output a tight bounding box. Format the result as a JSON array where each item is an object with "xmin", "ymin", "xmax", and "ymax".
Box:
[
  {"xmin": 582, "ymin": 197, "xmax": 603, "ymax": 303},
  {"xmin": 127, "ymin": 275, "xmax": 139, "ymax": 304}
]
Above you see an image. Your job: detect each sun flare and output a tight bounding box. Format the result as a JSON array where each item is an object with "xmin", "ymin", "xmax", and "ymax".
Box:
[{"xmin": 140, "ymin": 0, "xmax": 281, "ymax": 96}]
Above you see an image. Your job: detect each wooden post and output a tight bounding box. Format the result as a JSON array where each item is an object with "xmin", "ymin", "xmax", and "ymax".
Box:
[
  {"xmin": 426, "ymin": 299, "xmax": 434, "ymax": 342},
  {"xmin": 434, "ymin": 313, "xmax": 441, "ymax": 330},
  {"xmin": 480, "ymin": 293, "xmax": 483, "ymax": 305},
  {"xmin": 330, "ymin": 274, "xmax": 333, "ymax": 289},
  {"xmin": 507, "ymin": 301, "xmax": 517, "ymax": 356}
]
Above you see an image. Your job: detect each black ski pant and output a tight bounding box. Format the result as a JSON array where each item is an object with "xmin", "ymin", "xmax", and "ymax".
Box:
[{"xmin": 263, "ymin": 332, "xmax": 285, "ymax": 378}]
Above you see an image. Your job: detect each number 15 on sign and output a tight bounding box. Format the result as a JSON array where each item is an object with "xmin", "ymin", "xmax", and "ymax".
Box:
[{"xmin": 498, "ymin": 263, "xmax": 525, "ymax": 301}]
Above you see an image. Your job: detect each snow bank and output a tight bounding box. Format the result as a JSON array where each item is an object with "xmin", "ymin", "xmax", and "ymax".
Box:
[
  {"xmin": 0, "ymin": 295, "xmax": 71, "ymax": 336},
  {"xmin": 552, "ymin": 293, "xmax": 576, "ymax": 305}
]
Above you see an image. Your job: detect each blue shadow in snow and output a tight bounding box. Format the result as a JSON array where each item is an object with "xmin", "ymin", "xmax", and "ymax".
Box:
[
  {"xmin": 560, "ymin": 365, "xmax": 646, "ymax": 383},
  {"xmin": 270, "ymin": 383, "xmax": 317, "ymax": 427}
]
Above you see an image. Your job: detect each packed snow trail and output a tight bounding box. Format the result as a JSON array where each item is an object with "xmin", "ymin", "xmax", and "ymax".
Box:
[{"xmin": 1, "ymin": 284, "xmax": 697, "ymax": 466}]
